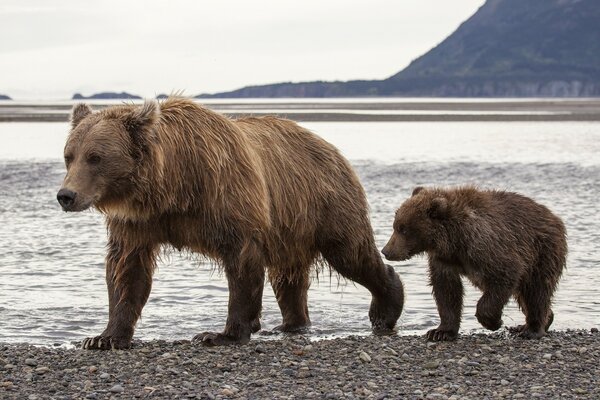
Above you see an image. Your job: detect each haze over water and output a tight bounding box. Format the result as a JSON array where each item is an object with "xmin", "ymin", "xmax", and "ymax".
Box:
[{"xmin": 0, "ymin": 105, "xmax": 598, "ymax": 345}]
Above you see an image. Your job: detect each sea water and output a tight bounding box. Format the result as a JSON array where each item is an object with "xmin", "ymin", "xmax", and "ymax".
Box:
[{"xmin": 0, "ymin": 119, "xmax": 598, "ymax": 344}]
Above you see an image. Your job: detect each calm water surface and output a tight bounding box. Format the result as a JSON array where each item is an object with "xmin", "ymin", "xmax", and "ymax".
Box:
[{"xmin": 0, "ymin": 120, "xmax": 598, "ymax": 344}]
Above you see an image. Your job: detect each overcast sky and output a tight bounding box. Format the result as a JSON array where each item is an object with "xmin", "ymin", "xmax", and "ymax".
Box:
[{"xmin": 1, "ymin": 0, "xmax": 484, "ymax": 100}]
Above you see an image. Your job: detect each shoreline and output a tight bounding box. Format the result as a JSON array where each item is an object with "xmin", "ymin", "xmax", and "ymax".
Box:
[
  {"xmin": 1, "ymin": 330, "xmax": 598, "ymax": 399},
  {"xmin": 2, "ymin": 99, "xmax": 600, "ymax": 122}
]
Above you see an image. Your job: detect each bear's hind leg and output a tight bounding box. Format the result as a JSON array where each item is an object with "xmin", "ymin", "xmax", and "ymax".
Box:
[
  {"xmin": 515, "ymin": 284, "xmax": 554, "ymax": 339},
  {"xmin": 194, "ymin": 244, "xmax": 265, "ymax": 346},
  {"xmin": 270, "ymin": 269, "xmax": 311, "ymax": 332},
  {"xmin": 321, "ymin": 240, "xmax": 404, "ymax": 333},
  {"xmin": 83, "ymin": 241, "xmax": 158, "ymax": 350}
]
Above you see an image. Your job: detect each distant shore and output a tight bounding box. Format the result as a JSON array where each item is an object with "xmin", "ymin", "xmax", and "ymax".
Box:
[
  {"xmin": 2, "ymin": 99, "xmax": 600, "ymax": 122},
  {"xmin": 1, "ymin": 330, "xmax": 598, "ymax": 399}
]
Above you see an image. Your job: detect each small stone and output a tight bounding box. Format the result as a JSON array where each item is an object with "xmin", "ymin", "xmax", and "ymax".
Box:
[
  {"xmin": 25, "ymin": 358, "xmax": 38, "ymax": 367},
  {"xmin": 359, "ymin": 351, "xmax": 371, "ymax": 363},
  {"xmin": 28, "ymin": 395, "xmax": 38, "ymax": 400},
  {"xmin": 591, "ymin": 327, "xmax": 598, "ymax": 334},
  {"xmin": 282, "ymin": 368, "xmax": 294, "ymax": 376},
  {"xmin": 221, "ymin": 388, "xmax": 234, "ymax": 396},
  {"xmin": 501, "ymin": 379, "xmax": 509, "ymax": 386},
  {"xmin": 110, "ymin": 384, "xmax": 124, "ymax": 393},
  {"xmin": 573, "ymin": 388, "xmax": 588, "ymax": 394},
  {"xmin": 542, "ymin": 353, "xmax": 552, "ymax": 360},
  {"xmin": 255, "ymin": 344, "xmax": 266, "ymax": 353},
  {"xmin": 303, "ymin": 344, "xmax": 313, "ymax": 352},
  {"xmin": 83, "ymin": 380, "xmax": 93, "ymax": 390},
  {"xmin": 100, "ymin": 373, "xmax": 110, "ymax": 380},
  {"xmin": 424, "ymin": 360, "xmax": 440, "ymax": 369},
  {"xmin": 35, "ymin": 367, "xmax": 50, "ymax": 375},
  {"xmin": 88, "ymin": 366, "xmax": 98, "ymax": 373}
]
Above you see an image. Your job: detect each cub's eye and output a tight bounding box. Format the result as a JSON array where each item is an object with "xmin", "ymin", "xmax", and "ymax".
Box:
[
  {"xmin": 87, "ymin": 154, "xmax": 101, "ymax": 165},
  {"xmin": 64, "ymin": 155, "xmax": 73, "ymax": 166},
  {"xmin": 397, "ymin": 226, "xmax": 409, "ymax": 235}
]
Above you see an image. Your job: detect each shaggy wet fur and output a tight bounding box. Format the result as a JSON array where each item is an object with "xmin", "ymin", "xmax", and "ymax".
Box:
[
  {"xmin": 58, "ymin": 97, "xmax": 404, "ymax": 349},
  {"xmin": 382, "ymin": 186, "xmax": 566, "ymax": 341}
]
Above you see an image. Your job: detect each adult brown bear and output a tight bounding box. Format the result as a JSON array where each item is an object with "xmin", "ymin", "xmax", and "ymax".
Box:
[
  {"xmin": 57, "ymin": 97, "xmax": 404, "ymax": 349},
  {"xmin": 382, "ymin": 186, "xmax": 566, "ymax": 341}
]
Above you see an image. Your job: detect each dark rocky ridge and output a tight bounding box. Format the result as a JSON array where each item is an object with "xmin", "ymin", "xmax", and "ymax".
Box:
[
  {"xmin": 72, "ymin": 92, "xmax": 142, "ymax": 100},
  {"xmin": 0, "ymin": 94, "xmax": 11, "ymax": 100}
]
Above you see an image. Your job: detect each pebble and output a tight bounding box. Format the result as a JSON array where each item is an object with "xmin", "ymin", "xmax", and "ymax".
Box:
[
  {"xmin": 110, "ymin": 384, "xmax": 124, "ymax": 393},
  {"xmin": 501, "ymin": 379, "xmax": 509, "ymax": 386},
  {"xmin": 424, "ymin": 360, "xmax": 440, "ymax": 369},
  {"xmin": 99, "ymin": 372, "xmax": 110, "ymax": 379},
  {"xmin": 24, "ymin": 358, "xmax": 38, "ymax": 367},
  {"xmin": 542, "ymin": 353, "xmax": 552, "ymax": 360},
  {"xmin": 359, "ymin": 351, "xmax": 371, "ymax": 363}
]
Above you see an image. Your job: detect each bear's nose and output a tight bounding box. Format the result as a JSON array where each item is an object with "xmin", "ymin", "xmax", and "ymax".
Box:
[{"xmin": 57, "ymin": 188, "xmax": 77, "ymax": 209}]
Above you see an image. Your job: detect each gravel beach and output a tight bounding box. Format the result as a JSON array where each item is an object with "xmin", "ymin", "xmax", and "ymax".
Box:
[{"xmin": 1, "ymin": 330, "xmax": 598, "ymax": 399}]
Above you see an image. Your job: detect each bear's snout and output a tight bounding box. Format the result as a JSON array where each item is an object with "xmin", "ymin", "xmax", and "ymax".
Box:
[{"xmin": 57, "ymin": 188, "xmax": 77, "ymax": 211}]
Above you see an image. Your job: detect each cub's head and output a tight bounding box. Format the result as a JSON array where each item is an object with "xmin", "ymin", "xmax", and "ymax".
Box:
[
  {"xmin": 57, "ymin": 100, "xmax": 160, "ymax": 212},
  {"xmin": 381, "ymin": 186, "xmax": 449, "ymax": 261}
]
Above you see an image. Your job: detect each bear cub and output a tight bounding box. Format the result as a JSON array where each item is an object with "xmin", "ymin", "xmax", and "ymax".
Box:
[{"xmin": 382, "ymin": 186, "xmax": 567, "ymax": 341}]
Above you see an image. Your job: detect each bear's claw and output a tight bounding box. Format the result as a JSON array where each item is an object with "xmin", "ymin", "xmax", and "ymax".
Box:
[
  {"xmin": 192, "ymin": 331, "xmax": 250, "ymax": 347},
  {"xmin": 82, "ymin": 335, "xmax": 131, "ymax": 350},
  {"xmin": 426, "ymin": 328, "xmax": 458, "ymax": 341}
]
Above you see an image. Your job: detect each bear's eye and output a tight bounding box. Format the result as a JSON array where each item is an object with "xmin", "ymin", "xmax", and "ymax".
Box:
[
  {"xmin": 87, "ymin": 154, "xmax": 101, "ymax": 165},
  {"xmin": 64, "ymin": 154, "xmax": 73, "ymax": 166}
]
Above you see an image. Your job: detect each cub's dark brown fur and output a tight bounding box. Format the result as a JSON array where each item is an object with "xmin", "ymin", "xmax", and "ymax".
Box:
[
  {"xmin": 382, "ymin": 186, "xmax": 566, "ymax": 341},
  {"xmin": 57, "ymin": 97, "xmax": 404, "ymax": 349}
]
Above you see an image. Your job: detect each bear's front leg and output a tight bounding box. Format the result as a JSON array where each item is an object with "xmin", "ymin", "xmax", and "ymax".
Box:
[
  {"xmin": 193, "ymin": 249, "xmax": 265, "ymax": 346},
  {"xmin": 427, "ymin": 260, "xmax": 463, "ymax": 341},
  {"xmin": 83, "ymin": 240, "xmax": 157, "ymax": 350}
]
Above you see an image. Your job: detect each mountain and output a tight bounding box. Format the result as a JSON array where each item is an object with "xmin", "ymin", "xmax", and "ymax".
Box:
[
  {"xmin": 72, "ymin": 92, "xmax": 142, "ymax": 100},
  {"xmin": 199, "ymin": 0, "xmax": 600, "ymax": 98},
  {"xmin": 0, "ymin": 94, "xmax": 11, "ymax": 100}
]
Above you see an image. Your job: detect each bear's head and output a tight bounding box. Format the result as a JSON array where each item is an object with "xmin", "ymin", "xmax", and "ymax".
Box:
[
  {"xmin": 381, "ymin": 186, "xmax": 449, "ymax": 261},
  {"xmin": 57, "ymin": 101, "xmax": 160, "ymax": 213}
]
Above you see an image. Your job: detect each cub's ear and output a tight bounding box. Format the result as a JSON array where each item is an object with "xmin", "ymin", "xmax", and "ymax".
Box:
[
  {"xmin": 428, "ymin": 197, "xmax": 448, "ymax": 219},
  {"xmin": 70, "ymin": 103, "xmax": 92, "ymax": 128},
  {"xmin": 412, "ymin": 186, "xmax": 425, "ymax": 196},
  {"xmin": 123, "ymin": 100, "xmax": 160, "ymax": 153}
]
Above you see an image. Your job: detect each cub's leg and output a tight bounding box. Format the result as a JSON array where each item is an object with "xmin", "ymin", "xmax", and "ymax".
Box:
[
  {"xmin": 427, "ymin": 259, "xmax": 464, "ymax": 341},
  {"xmin": 83, "ymin": 240, "xmax": 158, "ymax": 350},
  {"xmin": 270, "ymin": 268, "xmax": 311, "ymax": 332}
]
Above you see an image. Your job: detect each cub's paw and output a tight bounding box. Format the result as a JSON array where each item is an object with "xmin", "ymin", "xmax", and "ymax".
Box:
[
  {"xmin": 426, "ymin": 328, "xmax": 458, "ymax": 342},
  {"xmin": 510, "ymin": 324, "xmax": 546, "ymax": 340},
  {"xmin": 82, "ymin": 335, "xmax": 131, "ymax": 350},
  {"xmin": 475, "ymin": 312, "xmax": 503, "ymax": 331},
  {"xmin": 192, "ymin": 331, "xmax": 250, "ymax": 347}
]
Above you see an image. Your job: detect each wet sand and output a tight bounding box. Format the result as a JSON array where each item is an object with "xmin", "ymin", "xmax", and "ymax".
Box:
[
  {"xmin": 1, "ymin": 330, "xmax": 599, "ymax": 399},
  {"xmin": 2, "ymin": 99, "xmax": 600, "ymax": 122}
]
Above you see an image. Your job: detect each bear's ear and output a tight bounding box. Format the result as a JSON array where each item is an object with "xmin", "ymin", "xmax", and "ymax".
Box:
[
  {"xmin": 123, "ymin": 100, "xmax": 160, "ymax": 151},
  {"xmin": 412, "ymin": 186, "xmax": 425, "ymax": 196},
  {"xmin": 70, "ymin": 103, "xmax": 92, "ymax": 128},
  {"xmin": 428, "ymin": 197, "xmax": 448, "ymax": 219}
]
